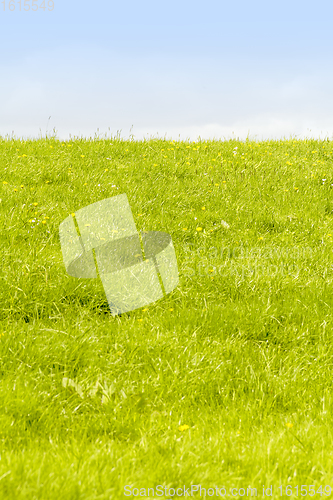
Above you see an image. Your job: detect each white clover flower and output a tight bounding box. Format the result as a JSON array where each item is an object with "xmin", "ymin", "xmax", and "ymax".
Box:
[{"xmin": 221, "ymin": 220, "xmax": 230, "ymax": 229}]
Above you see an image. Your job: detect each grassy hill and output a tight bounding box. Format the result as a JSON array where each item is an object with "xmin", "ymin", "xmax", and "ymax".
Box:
[{"xmin": 1, "ymin": 135, "xmax": 333, "ymax": 498}]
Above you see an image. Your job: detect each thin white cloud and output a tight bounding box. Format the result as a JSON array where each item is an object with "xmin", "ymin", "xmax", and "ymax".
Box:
[{"xmin": 1, "ymin": 48, "xmax": 333, "ymax": 142}]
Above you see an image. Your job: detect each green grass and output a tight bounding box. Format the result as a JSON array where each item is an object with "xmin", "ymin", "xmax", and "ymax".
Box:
[{"xmin": 1, "ymin": 134, "xmax": 333, "ymax": 499}]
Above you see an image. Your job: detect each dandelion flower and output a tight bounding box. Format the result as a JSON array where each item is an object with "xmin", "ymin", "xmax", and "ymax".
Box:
[
  {"xmin": 80, "ymin": 155, "xmax": 85, "ymax": 158},
  {"xmin": 33, "ymin": 203, "xmax": 38, "ymax": 206},
  {"xmin": 179, "ymin": 424, "xmax": 189, "ymax": 432},
  {"xmin": 286, "ymin": 422, "xmax": 293, "ymax": 428},
  {"xmin": 196, "ymin": 227, "xmax": 203, "ymax": 232},
  {"xmin": 183, "ymin": 228, "xmax": 188, "ymax": 231},
  {"xmin": 202, "ymin": 207, "xmax": 205, "ymax": 210}
]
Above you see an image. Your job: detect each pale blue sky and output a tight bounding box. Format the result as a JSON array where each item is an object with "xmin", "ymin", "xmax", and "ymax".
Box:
[{"xmin": 1, "ymin": 0, "xmax": 333, "ymax": 141}]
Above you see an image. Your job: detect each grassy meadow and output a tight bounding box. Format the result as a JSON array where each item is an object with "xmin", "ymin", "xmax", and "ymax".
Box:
[{"xmin": 1, "ymin": 134, "xmax": 333, "ymax": 498}]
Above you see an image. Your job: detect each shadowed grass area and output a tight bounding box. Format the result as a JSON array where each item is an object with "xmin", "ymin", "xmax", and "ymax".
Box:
[{"xmin": 1, "ymin": 134, "xmax": 333, "ymax": 498}]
